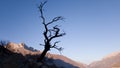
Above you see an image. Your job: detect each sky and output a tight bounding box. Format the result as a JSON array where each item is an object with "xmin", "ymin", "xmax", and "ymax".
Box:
[{"xmin": 0, "ymin": 0, "xmax": 120, "ymax": 64}]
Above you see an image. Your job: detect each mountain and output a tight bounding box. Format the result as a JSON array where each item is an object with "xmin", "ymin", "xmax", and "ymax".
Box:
[
  {"xmin": 0, "ymin": 42, "xmax": 86, "ymax": 68},
  {"xmin": 2, "ymin": 42, "xmax": 120, "ymax": 68},
  {"xmin": 88, "ymin": 51, "xmax": 120, "ymax": 68},
  {"xmin": 23, "ymin": 43, "xmax": 38, "ymax": 52}
]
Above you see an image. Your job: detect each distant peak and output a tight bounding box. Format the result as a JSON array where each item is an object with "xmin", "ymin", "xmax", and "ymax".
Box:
[
  {"xmin": 103, "ymin": 51, "xmax": 120, "ymax": 59},
  {"xmin": 5, "ymin": 42, "xmax": 24, "ymax": 49}
]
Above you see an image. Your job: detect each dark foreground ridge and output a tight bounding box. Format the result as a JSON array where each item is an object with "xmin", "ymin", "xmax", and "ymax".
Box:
[{"xmin": 0, "ymin": 42, "xmax": 85, "ymax": 68}]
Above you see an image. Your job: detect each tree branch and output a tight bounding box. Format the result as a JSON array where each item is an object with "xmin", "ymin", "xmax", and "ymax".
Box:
[
  {"xmin": 49, "ymin": 29, "xmax": 66, "ymax": 41},
  {"xmin": 47, "ymin": 16, "xmax": 64, "ymax": 26},
  {"xmin": 54, "ymin": 46, "xmax": 64, "ymax": 51},
  {"xmin": 40, "ymin": 44, "xmax": 45, "ymax": 46},
  {"xmin": 51, "ymin": 41, "xmax": 60, "ymax": 48},
  {"xmin": 38, "ymin": 1, "xmax": 49, "ymax": 41},
  {"xmin": 38, "ymin": 1, "xmax": 47, "ymax": 25}
]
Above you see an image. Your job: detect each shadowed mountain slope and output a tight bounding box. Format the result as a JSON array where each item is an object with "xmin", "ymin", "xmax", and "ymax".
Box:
[{"xmin": 0, "ymin": 42, "xmax": 86, "ymax": 68}]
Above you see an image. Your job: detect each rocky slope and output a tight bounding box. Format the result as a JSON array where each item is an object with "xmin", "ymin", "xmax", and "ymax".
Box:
[
  {"xmin": 0, "ymin": 42, "xmax": 86, "ymax": 68},
  {"xmin": 88, "ymin": 51, "xmax": 120, "ymax": 68}
]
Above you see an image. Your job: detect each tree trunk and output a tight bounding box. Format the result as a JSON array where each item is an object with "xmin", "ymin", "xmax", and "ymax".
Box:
[{"xmin": 37, "ymin": 48, "xmax": 49, "ymax": 62}]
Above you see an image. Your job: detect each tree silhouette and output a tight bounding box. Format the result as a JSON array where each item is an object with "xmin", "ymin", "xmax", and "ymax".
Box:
[{"xmin": 37, "ymin": 1, "xmax": 66, "ymax": 62}]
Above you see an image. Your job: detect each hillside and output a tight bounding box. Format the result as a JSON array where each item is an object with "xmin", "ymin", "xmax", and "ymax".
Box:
[
  {"xmin": 2, "ymin": 42, "xmax": 120, "ymax": 68},
  {"xmin": 88, "ymin": 51, "xmax": 120, "ymax": 68},
  {"xmin": 0, "ymin": 42, "xmax": 86, "ymax": 68}
]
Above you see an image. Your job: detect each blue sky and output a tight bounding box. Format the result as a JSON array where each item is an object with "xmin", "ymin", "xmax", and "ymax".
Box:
[{"xmin": 0, "ymin": 0, "xmax": 120, "ymax": 64}]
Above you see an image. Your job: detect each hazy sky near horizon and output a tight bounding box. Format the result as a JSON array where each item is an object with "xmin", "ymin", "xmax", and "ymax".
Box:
[{"xmin": 0, "ymin": 0, "xmax": 120, "ymax": 64}]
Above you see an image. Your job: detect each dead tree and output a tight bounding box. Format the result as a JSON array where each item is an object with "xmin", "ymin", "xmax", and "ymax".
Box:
[{"xmin": 37, "ymin": 1, "xmax": 66, "ymax": 62}]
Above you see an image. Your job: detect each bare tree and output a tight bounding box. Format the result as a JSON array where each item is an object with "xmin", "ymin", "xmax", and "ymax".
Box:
[{"xmin": 37, "ymin": 1, "xmax": 66, "ymax": 62}]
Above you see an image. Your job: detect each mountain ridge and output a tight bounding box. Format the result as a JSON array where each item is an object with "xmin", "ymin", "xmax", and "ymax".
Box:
[
  {"xmin": 0, "ymin": 42, "xmax": 86, "ymax": 68},
  {"xmin": 88, "ymin": 50, "xmax": 120, "ymax": 68},
  {"xmin": 1, "ymin": 42, "xmax": 120, "ymax": 68}
]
